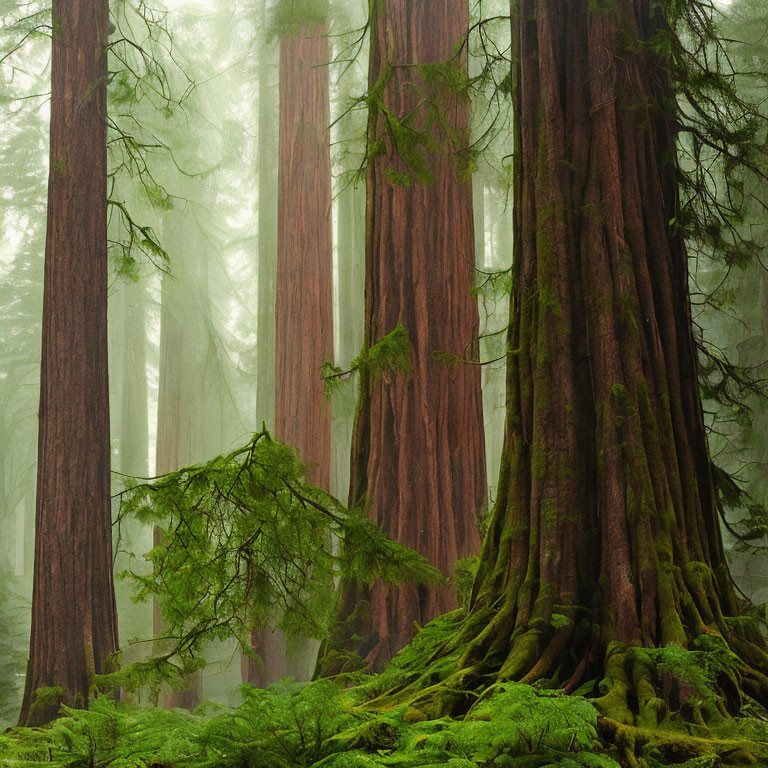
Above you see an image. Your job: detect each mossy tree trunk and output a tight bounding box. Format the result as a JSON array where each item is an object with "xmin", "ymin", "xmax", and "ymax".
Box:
[
  {"xmin": 18, "ymin": 0, "xmax": 118, "ymax": 727},
  {"xmin": 329, "ymin": 0, "xmax": 487, "ymax": 671},
  {"xmin": 432, "ymin": 0, "xmax": 768, "ymax": 725},
  {"xmin": 245, "ymin": 18, "xmax": 333, "ymax": 687}
]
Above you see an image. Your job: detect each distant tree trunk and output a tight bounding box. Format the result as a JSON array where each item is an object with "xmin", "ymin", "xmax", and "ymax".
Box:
[
  {"xmin": 331, "ymin": 174, "xmax": 365, "ymax": 502},
  {"xmin": 481, "ymin": 191, "xmax": 513, "ymax": 506},
  {"xmin": 327, "ymin": 0, "xmax": 487, "ymax": 671},
  {"xmin": 245, "ymin": 18, "xmax": 333, "ymax": 688},
  {"xmin": 255, "ymin": 0, "xmax": 279, "ymax": 434},
  {"xmin": 274, "ymin": 26, "xmax": 333, "ymax": 489},
  {"xmin": 243, "ymin": 15, "xmax": 282, "ymax": 683},
  {"xmin": 18, "ymin": 0, "xmax": 117, "ymax": 727},
  {"xmin": 113, "ymin": 279, "xmax": 149, "ymax": 479},
  {"xmin": 154, "ymin": 268, "xmax": 204, "ymax": 709},
  {"xmin": 110, "ymin": 276, "xmax": 152, "ymax": 675}
]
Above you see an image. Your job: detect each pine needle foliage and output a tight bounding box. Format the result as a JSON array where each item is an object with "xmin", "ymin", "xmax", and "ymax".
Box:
[{"xmin": 106, "ymin": 429, "xmax": 441, "ymax": 695}]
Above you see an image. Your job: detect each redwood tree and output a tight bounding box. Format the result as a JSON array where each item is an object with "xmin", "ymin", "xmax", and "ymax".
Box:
[
  {"xmin": 18, "ymin": 0, "xmax": 118, "ymax": 726},
  {"xmin": 244, "ymin": 4, "xmax": 333, "ymax": 687},
  {"xmin": 402, "ymin": 0, "xmax": 768, "ymax": 736},
  {"xmin": 331, "ymin": 0, "xmax": 487, "ymax": 670},
  {"xmin": 273, "ymin": 21, "xmax": 333, "ymax": 492}
]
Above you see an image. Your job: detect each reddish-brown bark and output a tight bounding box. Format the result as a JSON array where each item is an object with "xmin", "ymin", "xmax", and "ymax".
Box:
[
  {"xmin": 18, "ymin": 0, "xmax": 118, "ymax": 726},
  {"xmin": 449, "ymin": 0, "xmax": 768, "ymax": 710},
  {"xmin": 273, "ymin": 26, "xmax": 333, "ymax": 490},
  {"xmin": 328, "ymin": 0, "xmax": 486, "ymax": 671},
  {"xmin": 244, "ymin": 24, "xmax": 333, "ymax": 686}
]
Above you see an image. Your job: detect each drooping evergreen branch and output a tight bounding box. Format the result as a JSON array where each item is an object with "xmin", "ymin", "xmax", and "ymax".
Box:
[{"xmin": 106, "ymin": 429, "xmax": 441, "ymax": 695}]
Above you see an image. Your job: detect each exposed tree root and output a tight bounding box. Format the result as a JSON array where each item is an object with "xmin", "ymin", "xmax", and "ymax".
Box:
[
  {"xmin": 343, "ymin": 620, "xmax": 768, "ymax": 768},
  {"xmin": 599, "ymin": 717, "xmax": 765, "ymax": 766}
]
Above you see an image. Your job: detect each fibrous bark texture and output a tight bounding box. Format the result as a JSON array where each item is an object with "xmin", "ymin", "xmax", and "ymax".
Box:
[
  {"xmin": 274, "ymin": 26, "xmax": 333, "ymax": 489},
  {"xmin": 18, "ymin": 0, "xmax": 118, "ymax": 727},
  {"xmin": 245, "ymin": 24, "xmax": 333, "ymax": 687},
  {"xmin": 455, "ymin": 0, "xmax": 768, "ymax": 711},
  {"xmin": 337, "ymin": 0, "xmax": 487, "ymax": 670}
]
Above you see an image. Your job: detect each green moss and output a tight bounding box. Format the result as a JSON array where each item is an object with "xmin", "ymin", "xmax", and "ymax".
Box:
[
  {"xmin": 32, "ymin": 686, "xmax": 66, "ymax": 711},
  {"xmin": 51, "ymin": 156, "xmax": 66, "ymax": 176},
  {"xmin": 268, "ymin": 0, "xmax": 329, "ymax": 40},
  {"xmin": 454, "ymin": 556, "xmax": 480, "ymax": 610},
  {"xmin": 610, "ymin": 383, "xmax": 629, "ymax": 402},
  {"xmin": 587, "ymin": 0, "xmax": 618, "ymax": 13}
]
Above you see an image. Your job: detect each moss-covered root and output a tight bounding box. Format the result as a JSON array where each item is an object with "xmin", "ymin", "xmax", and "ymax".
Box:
[
  {"xmin": 599, "ymin": 717, "xmax": 764, "ymax": 767},
  {"xmin": 593, "ymin": 644, "xmax": 768, "ymax": 766}
]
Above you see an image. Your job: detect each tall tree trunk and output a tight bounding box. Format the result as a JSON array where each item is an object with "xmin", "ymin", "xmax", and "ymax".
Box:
[
  {"xmin": 425, "ymin": 0, "xmax": 768, "ymax": 723},
  {"xmin": 329, "ymin": 0, "xmax": 487, "ymax": 672},
  {"xmin": 110, "ymin": 276, "xmax": 152, "ymax": 675},
  {"xmin": 18, "ymin": 0, "xmax": 117, "ymax": 726},
  {"xmin": 244, "ymin": 19, "xmax": 334, "ymax": 688},
  {"xmin": 274, "ymin": 26, "xmax": 333, "ymax": 490},
  {"xmin": 243, "ymin": 8, "xmax": 281, "ymax": 685},
  {"xmin": 153, "ymin": 196, "xmax": 222, "ymax": 707},
  {"xmin": 154, "ymin": 265, "xmax": 206, "ymax": 709},
  {"xmin": 116, "ymin": 279, "xmax": 149, "ymax": 479},
  {"xmin": 481, "ymin": 191, "xmax": 513, "ymax": 506}
]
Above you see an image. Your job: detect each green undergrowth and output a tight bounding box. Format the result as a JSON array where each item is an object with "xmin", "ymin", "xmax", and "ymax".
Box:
[
  {"xmin": 105, "ymin": 429, "xmax": 440, "ymax": 696},
  {"xmin": 4, "ymin": 620, "xmax": 768, "ymax": 768},
  {"xmin": 0, "ymin": 679, "xmax": 620, "ymax": 768}
]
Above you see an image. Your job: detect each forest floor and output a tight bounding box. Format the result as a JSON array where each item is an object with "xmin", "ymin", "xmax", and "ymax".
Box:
[{"xmin": 2, "ymin": 615, "xmax": 768, "ymax": 768}]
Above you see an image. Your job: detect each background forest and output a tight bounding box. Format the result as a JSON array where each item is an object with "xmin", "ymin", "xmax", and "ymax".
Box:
[{"xmin": 1, "ymin": 0, "xmax": 768, "ymax": 766}]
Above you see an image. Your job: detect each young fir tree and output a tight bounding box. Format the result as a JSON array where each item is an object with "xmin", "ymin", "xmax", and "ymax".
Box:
[
  {"xmin": 18, "ymin": 0, "xmax": 118, "ymax": 727},
  {"xmin": 245, "ymin": 0, "xmax": 334, "ymax": 688},
  {"xmin": 325, "ymin": 0, "xmax": 487, "ymax": 671}
]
